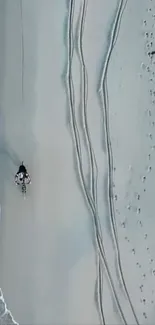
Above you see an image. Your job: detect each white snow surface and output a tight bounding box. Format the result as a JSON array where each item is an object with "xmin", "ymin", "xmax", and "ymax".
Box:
[{"xmin": 0, "ymin": 0, "xmax": 155, "ymax": 324}]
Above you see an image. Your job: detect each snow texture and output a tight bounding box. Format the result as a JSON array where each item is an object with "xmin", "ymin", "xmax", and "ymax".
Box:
[{"xmin": 0, "ymin": 0, "xmax": 155, "ymax": 324}]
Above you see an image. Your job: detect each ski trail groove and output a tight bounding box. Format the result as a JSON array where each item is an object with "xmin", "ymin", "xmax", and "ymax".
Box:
[
  {"xmin": 76, "ymin": 1, "xmax": 105, "ymax": 323},
  {"xmin": 78, "ymin": 0, "xmax": 97, "ymax": 205},
  {"xmin": 65, "ymin": 0, "xmax": 128, "ymax": 323},
  {"xmin": 98, "ymin": 0, "xmax": 139, "ymax": 324},
  {"xmin": 113, "ymin": 0, "xmax": 128, "ymax": 48},
  {"xmin": 19, "ymin": 0, "xmax": 24, "ymax": 105}
]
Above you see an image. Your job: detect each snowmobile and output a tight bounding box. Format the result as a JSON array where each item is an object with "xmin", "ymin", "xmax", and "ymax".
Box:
[{"xmin": 15, "ymin": 162, "xmax": 31, "ymax": 194}]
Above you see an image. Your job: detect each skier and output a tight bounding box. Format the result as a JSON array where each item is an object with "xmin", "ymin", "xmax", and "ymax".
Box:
[{"xmin": 15, "ymin": 162, "xmax": 31, "ymax": 188}]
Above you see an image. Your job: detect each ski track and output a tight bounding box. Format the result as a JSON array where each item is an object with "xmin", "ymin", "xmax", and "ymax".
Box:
[
  {"xmin": 76, "ymin": 1, "xmax": 105, "ymax": 324},
  {"xmin": 0, "ymin": 3, "xmax": 24, "ymax": 324},
  {"xmin": 0, "ymin": 0, "xmax": 138, "ymax": 324},
  {"xmin": 65, "ymin": 0, "xmax": 129, "ymax": 324},
  {"xmin": 19, "ymin": 0, "xmax": 24, "ymax": 105},
  {"xmin": 0, "ymin": 0, "xmax": 139, "ymax": 324},
  {"xmin": 98, "ymin": 0, "xmax": 139, "ymax": 324}
]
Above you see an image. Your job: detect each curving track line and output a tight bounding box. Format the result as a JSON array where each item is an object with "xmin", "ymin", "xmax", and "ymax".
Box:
[
  {"xmin": 76, "ymin": 1, "xmax": 105, "ymax": 323},
  {"xmin": 19, "ymin": 0, "xmax": 24, "ymax": 105},
  {"xmin": 98, "ymin": 0, "xmax": 139, "ymax": 324},
  {"xmin": 65, "ymin": 0, "xmax": 129, "ymax": 323}
]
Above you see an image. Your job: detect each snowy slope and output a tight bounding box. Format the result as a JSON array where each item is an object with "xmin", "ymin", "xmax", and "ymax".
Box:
[{"xmin": 0, "ymin": 0, "xmax": 155, "ymax": 324}]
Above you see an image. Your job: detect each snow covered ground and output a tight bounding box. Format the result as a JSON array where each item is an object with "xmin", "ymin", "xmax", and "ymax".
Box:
[{"xmin": 0, "ymin": 0, "xmax": 155, "ymax": 324}]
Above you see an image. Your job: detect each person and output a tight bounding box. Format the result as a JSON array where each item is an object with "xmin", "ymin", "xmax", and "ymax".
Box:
[{"xmin": 15, "ymin": 162, "xmax": 31, "ymax": 186}]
